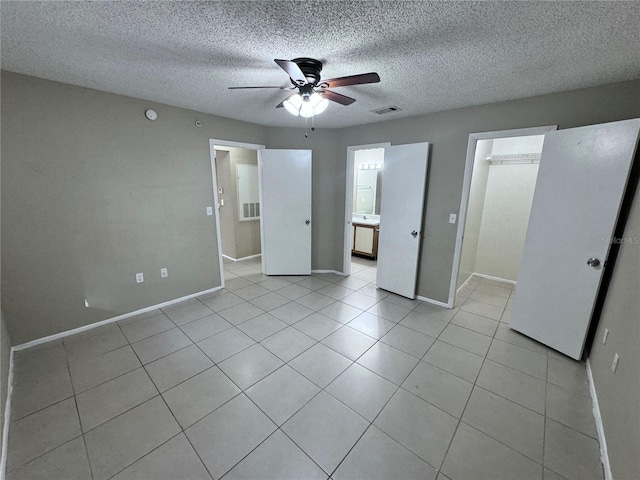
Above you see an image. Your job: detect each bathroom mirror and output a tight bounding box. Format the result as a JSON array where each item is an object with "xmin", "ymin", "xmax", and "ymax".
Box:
[{"xmin": 353, "ymin": 148, "xmax": 384, "ymax": 215}]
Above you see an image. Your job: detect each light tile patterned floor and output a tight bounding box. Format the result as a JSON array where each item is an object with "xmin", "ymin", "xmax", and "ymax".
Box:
[{"xmin": 5, "ymin": 257, "xmax": 603, "ymax": 480}]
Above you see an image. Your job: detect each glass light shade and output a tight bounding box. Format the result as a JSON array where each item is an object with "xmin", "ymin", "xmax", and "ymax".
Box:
[
  {"xmin": 283, "ymin": 94, "xmax": 303, "ymax": 116},
  {"xmin": 284, "ymin": 92, "xmax": 328, "ymax": 117},
  {"xmin": 299, "ymin": 101, "xmax": 315, "ymax": 118},
  {"xmin": 311, "ymin": 92, "xmax": 329, "ymax": 114}
]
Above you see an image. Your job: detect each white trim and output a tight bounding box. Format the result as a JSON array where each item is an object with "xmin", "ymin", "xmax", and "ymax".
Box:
[
  {"xmin": 472, "ymin": 272, "xmax": 517, "ymax": 286},
  {"xmin": 222, "ymin": 253, "xmax": 262, "ymax": 262},
  {"xmin": 237, "ymin": 253, "xmax": 261, "ymax": 262},
  {"xmin": 0, "ymin": 349, "xmax": 14, "ymax": 480},
  {"xmin": 209, "ymin": 139, "xmax": 265, "ymax": 150},
  {"xmin": 416, "ymin": 295, "xmax": 451, "ymax": 309},
  {"xmin": 343, "ymin": 142, "xmax": 391, "ymax": 277},
  {"xmin": 210, "ymin": 139, "xmax": 266, "ymax": 284},
  {"xmin": 586, "ymin": 359, "xmax": 612, "ymax": 480},
  {"xmin": 448, "ymin": 125, "xmax": 558, "ymax": 308},
  {"xmin": 457, "ymin": 274, "xmax": 476, "ymax": 292},
  {"xmin": 311, "ymin": 269, "xmax": 346, "ymax": 276},
  {"xmin": 12, "ymin": 285, "xmax": 224, "ymax": 351}
]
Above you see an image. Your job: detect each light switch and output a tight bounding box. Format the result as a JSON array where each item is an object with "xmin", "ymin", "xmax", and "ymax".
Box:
[
  {"xmin": 206, "ymin": 206, "xmax": 213, "ymax": 216},
  {"xmin": 136, "ymin": 273, "xmax": 144, "ymax": 284},
  {"xmin": 160, "ymin": 268, "xmax": 168, "ymax": 278},
  {"xmin": 449, "ymin": 213, "xmax": 457, "ymax": 224}
]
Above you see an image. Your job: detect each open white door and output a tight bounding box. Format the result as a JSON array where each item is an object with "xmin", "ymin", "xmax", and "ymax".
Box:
[
  {"xmin": 260, "ymin": 149, "xmax": 312, "ymax": 275},
  {"xmin": 377, "ymin": 143, "xmax": 430, "ymax": 298},
  {"xmin": 511, "ymin": 118, "xmax": 640, "ymax": 360}
]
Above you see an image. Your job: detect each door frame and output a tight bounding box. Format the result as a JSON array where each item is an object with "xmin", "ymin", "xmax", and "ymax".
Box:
[
  {"xmin": 448, "ymin": 125, "xmax": 558, "ymax": 307},
  {"xmin": 343, "ymin": 142, "xmax": 391, "ymax": 276},
  {"xmin": 209, "ymin": 139, "xmax": 266, "ymax": 287}
]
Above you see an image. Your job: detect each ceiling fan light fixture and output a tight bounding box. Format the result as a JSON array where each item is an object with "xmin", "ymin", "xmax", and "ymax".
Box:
[
  {"xmin": 283, "ymin": 93, "xmax": 303, "ymax": 116},
  {"xmin": 310, "ymin": 92, "xmax": 329, "ymax": 114},
  {"xmin": 287, "ymin": 91, "xmax": 329, "ymax": 118}
]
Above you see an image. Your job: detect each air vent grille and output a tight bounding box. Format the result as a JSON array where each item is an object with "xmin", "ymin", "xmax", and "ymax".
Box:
[
  {"xmin": 242, "ymin": 202, "xmax": 260, "ymax": 220},
  {"xmin": 372, "ymin": 106, "xmax": 402, "ymax": 115}
]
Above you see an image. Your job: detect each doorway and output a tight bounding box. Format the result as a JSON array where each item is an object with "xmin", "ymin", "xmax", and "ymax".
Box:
[
  {"xmin": 449, "ymin": 126, "xmax": 557, "ymax": 306},
  {"xmin": 343, "ymin": 142, "xmax": 430, "ymax": 300},
  {"xmin": 343, "ymin": 143, "xmax": 390, "ymax": 276},
  {"xmin": 209, "ymin": 139, "xmax": 265, "ymax": 287}
]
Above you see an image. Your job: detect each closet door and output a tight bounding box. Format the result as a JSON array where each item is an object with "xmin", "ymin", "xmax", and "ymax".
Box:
[
  {"xmin": 259, "ymin": 149, "xmax": 312, "ymax": 275},
  {"xmin": 511, "ymin": 118, "xmax": 640, "ymax": 359}
]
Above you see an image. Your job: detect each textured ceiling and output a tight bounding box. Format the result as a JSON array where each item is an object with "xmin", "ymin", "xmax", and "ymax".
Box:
[{"xmin": 2, "ymin": 1, "xmax": 640, "ymax": 128}]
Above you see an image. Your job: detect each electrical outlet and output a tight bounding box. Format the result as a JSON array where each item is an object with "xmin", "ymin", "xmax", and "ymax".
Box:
[
  {"xmin": 206, "ymin": 206, "xmax": 213, "ymax": 216},
  {"xmin": 449, "ymin": 213, "xmax": 457, "ymax": 224},
  {"xmin": 602, "ymin": 328, "xmax": 609, "ymax": 344},
  {"xmin": 136, "ymin": 272, "xmax": 144, "ymax": 284},
  {"xmin": 160, "ymin": 267, "xmax": 168, "ymax": 278},
  {"xmin": 611, "ymin": 353, "xmax": 620, "ymax": 373}
]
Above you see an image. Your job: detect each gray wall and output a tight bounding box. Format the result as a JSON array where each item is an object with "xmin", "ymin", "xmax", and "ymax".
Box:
[
  {"xmin": 336, "ymin": 80, "xmax": 640, "ymax": 302},
  {"xmin": 215, "ymin": 150, "xmax": 237, "ymax": 259},
  {"xmin": 1, "ymin": 71, "xmax": 267, "ymax": 344},
  {"xmin": 0, "ymin": 312, "xmax": 10, "ymax": 456},
  {"xmin": 589, "ymin": 187, "xmax": 640, "ymax": 480}
]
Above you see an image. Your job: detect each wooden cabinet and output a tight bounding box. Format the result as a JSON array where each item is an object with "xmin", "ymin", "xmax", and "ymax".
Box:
[{"xmin": 352, "ymin": 222, "xmax": 379, "ymax": 259}]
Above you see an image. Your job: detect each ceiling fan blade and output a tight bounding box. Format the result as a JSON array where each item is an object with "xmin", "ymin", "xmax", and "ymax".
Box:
[
  {"xmin": 323, "ymin": 90, "xmax": 356, "ymax": 106},
  {"xmin": 275, "ymin": 93, "xmax": 298, "ymax": 109},
  {"xmin": 228, "ymin": 86, "xmax": 293, "ymax": 90},
  {"xmin": 321, "ymin": 72, "xmax": 380, "ymax": 88},
  {"xmin": 274, "ymin": 59, "xmax": 306, "ymax": 84}
]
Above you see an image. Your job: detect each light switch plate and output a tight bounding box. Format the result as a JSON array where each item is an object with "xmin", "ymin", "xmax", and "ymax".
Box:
[
  {"xmin": 611, "ymin": 353, "xmax": 619, "ymax": 373},
  {"xmin": 449, "ymin": 213, "xmax": 457, "ymax": 224},
  {"xmin": 206, "ymin": 206, "xmax": 213, "ymax": 216},
  {"xmin": 160, "ymin": 268, "xmax": 168, "ymax": 278},
  {"xmin": 136, "ymin": 272, "xmax": 144, "ymax": 283},
  {"xmin": 602, "ymin": 328, "xmax": 609, "ymax": 344}
]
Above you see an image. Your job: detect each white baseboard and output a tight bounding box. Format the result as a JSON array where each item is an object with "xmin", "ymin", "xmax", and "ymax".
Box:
[
  {"xmin": 416, "ymin": 295, "xmax": 451, "ymax": 308},
  {"xmin": 222, "ymin": 253, "xmax": 261, "ymax": 262},
  {"xmin": 311, "ymin": 270, "xmax": 346, "ymax": 276},
  {"xmin": 13, "ymin": 285, "xmax": 224, "ymax": 351},
  {"xmin": 0, "ymin": 349, "xmax": 14, "ymax": 480},
  {"xmin": 457, "ymin": 274, "xmax": 475, "ymax": 292},
  {"xmin": 473, "ymin": 272, "xmax": 518, "ymax": 286},
  {"xmin": 586, "ymin": 359, "xmax": 612, "ymax": 480}
]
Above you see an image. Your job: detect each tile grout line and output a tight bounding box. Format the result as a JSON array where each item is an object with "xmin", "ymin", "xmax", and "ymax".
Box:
[
  {"xmin": 9, "ymin": 268, "xmax": 597, "ymax": 479},
  {"xmin": 111, "ymin": 320, "xmax": 219, "ymax": 480},
  {"xmin": 431, "ymin": 311, "xmax": 497, "ymax": 477}
]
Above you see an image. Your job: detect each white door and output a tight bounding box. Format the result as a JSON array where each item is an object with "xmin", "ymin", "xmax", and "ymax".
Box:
[
  {"xmin": 511, "ymin": 118, "xmax": 640, "ymax": 360},
  {"xmin": 260, "ymin": 149, "xmax": 312, "ymax": 275},
  {"xmin": 377, "ymin": 143, "xmax": 430, "ymax": 298}
]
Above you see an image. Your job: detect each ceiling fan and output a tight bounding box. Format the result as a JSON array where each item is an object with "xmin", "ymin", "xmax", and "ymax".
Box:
[{"xmin": 228, "ymin": 58, "xmax": 380, "ymax": 117}]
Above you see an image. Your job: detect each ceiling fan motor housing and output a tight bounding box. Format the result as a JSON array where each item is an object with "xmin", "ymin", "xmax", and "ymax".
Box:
[{"xmin": 292, "ymin": 57, "xmax": 323, "ymax": 85}]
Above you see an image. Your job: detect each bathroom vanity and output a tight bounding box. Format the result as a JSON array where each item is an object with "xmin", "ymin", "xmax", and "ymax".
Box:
[{"xmin": 351, "ymin": 219, "xmax": 380, "ymax": 259}]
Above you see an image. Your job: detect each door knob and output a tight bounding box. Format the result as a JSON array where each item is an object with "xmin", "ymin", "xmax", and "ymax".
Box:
[
  {"xmin": 305, "ymin": 219, "xmax": 310, "ymax": 225},
  {"xmin": 411, "ymin": 230, "xmax": 418, "ymax": 238},
  {"xmin": 587, "ymin": 258, "xmax": 601, "ymax": 267}
]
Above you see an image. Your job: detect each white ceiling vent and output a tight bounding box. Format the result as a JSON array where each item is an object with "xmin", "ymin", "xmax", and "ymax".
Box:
[{"xmin": 372, "ymin": 106, "xmax": 402, "ymax": 115}]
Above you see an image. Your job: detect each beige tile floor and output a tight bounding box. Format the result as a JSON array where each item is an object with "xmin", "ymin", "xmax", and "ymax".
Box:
[{"xmin": 5, "ymin": 256, "xmax": 603, "ymax": 480}]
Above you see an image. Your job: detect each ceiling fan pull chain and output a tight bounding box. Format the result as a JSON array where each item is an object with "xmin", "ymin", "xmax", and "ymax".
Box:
[{"xmin": 305, "ymin": 117, "xmax": 309, "ymax": 138}]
